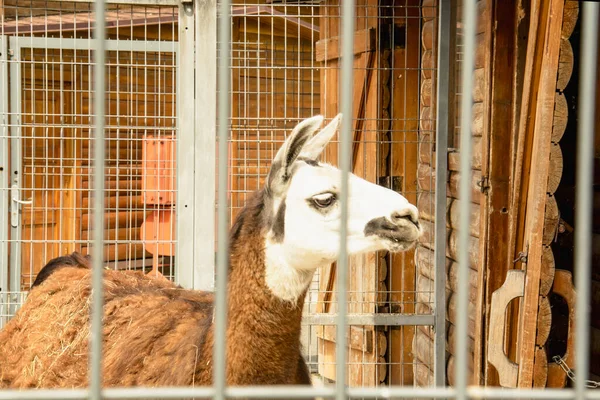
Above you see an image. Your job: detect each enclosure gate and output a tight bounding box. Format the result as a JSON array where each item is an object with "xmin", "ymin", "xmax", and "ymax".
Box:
[{"xmin": 0, "ymin": 0, "xmax": 598, "ymax": 398}]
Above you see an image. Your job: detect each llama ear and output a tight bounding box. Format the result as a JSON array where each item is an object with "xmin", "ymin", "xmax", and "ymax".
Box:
[
  {"xmin": 300, "ymin": 113, "xmax": 342, "ymax": 160},
  {"xmin": 267, "ymin": 115, "xmax": 324, "ymax": 192}
]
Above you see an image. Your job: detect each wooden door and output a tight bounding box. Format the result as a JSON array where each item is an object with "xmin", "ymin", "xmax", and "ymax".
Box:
[
  {"xmin": 315, "ymin": 0, "xmax": 386, "ymax": 387},
  {"xmin": 19, "ymin": 51, "xmax": 77, "ymax": 289}
]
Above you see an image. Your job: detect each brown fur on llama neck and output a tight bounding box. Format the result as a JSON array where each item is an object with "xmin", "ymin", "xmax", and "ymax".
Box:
[{"xmin": 0, "ymin": 190, "xmax": 311, "ymax": 388}]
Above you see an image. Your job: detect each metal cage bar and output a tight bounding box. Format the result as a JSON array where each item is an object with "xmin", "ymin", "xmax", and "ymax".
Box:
[
  {"xmin": 0, "ymin": 36, "xmax": 8, "ymax": 308},
  {"xmin": 214, "ymin": 0, "xmax": 232, "ymax": 399},
  {"xmin": 0, "ymin": 1, "xmax": 599, "ymax": 399},
  {"xmin": 90, "ymin": 0, "xmax": 107, "ymax": 397},
  {"xmin": 434, "ymin": 0, "xmax": 451, "ymax": 387},
  {"xmin": 336, "ymin": 1, "xmax": 355, "ymax": 398},
  {"xmin": 575, "ymin": 3, "xmax": 599, "ymax": 399},
  {"xmin": 456, "ymin": 0, "xmax": 477, "ymax": 398}
]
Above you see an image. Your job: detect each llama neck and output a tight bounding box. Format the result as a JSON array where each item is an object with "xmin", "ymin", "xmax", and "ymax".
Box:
[{"xmin": 220, "ymin": 196, "xmax": 311, "ymax": 384}]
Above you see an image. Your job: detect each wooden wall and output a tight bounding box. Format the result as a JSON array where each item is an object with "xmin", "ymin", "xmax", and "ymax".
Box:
[{"xmin": 414, "ymin": 0, "xmax": 491, "ymax": 386}]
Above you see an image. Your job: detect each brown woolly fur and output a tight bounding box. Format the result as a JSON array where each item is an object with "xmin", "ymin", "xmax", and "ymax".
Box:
[{"xmin": 0, "ymin": 189, "xmax": 312, "ymax": 389}]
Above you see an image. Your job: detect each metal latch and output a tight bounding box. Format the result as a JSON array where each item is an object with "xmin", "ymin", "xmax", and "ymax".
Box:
[{"xmin": 11, "ymin": 183, "xmax": 32, "ymax": 228}]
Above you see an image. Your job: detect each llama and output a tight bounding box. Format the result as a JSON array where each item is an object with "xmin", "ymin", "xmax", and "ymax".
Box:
[{"xmin": 0, "ymin": 114, "xmax": 421, "ymax": 389}]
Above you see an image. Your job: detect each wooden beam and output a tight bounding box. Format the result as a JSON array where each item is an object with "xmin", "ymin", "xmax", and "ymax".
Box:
[
  {"xmin": 315, "ymin": 28, "xmax": 376, "ymax": 62},
  {"xmin": 516, "ymin": 0, "xmax": 565, "ymax": 387}
]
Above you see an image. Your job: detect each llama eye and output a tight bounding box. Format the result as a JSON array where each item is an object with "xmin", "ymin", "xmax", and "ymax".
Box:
[{"xmin": 311, "ymin": 193, "xmax": 336, "ymax": 209}]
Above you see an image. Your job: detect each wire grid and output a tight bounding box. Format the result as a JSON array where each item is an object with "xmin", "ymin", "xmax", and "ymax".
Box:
[
  {"xmin": 0, "ymin": 0, "xmax": 596, "ymax": 398},
  {"xmin": 228, "ymin": 1, "xmax": 436, "ymax": 387},
  {"xmin": 1, "ymin": 2, "xmax": 179, "ymax": 294},
  {"xmin": 0, "ymin": 0, "xmax": 438, "ymax": 388}
]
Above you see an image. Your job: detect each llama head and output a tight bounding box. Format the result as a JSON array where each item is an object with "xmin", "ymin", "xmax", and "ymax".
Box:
[{"xmin": 262, "ymin": 114, "xmax": 422, "ymax": 302}]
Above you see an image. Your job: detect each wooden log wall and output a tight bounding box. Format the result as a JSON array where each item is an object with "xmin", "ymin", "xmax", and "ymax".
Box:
[
  {"xmin": 413, "ymin": 0, "xmax": 490, "ymax": 386},
  {"xmin": 543, "ymin": 0, "xmax": 579, "ymax": 388}
]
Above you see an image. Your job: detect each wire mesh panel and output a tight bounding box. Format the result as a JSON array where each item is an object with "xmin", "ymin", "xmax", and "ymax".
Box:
[
  {"xmin": 0, "ymin": 2, "xmax": 180, "ymax": 320},
  {"xmin": 227, "ymin": 0, "xmax": 436, "ymax": 388},
  {"xmin": 0, "ymin": 0, "xmax": 598, "ymax": 398}
]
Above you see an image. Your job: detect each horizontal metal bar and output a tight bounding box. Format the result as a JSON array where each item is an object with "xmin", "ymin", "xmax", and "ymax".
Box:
[
  {"xmin": 303, "ymin": 313, "xmax": 434, "ymax": 326},
  {"xmin": 2, "ymin": 387, "xmax": 600, "ymax": 399},
  {"xmin": 53, "ymin": 0, "xmax": 181, "ymax": 5},
  {"xmin": 9, "ymin": 37, "xmax": 177, "ymax": 53}
]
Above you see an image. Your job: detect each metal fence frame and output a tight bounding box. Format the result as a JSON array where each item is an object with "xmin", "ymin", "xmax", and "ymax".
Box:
[{"xmin": 0, "ymin": 0, "xmax": 598, "ymax": 398}]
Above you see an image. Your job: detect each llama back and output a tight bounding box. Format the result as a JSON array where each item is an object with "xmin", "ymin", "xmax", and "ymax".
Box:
[{"xmin": 0, "ymin": 267, "xmax": 215, "ymax": 388}]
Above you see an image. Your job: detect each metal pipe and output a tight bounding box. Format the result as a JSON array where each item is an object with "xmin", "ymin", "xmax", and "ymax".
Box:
[
  {"xmin": 214, "ymin": 0, "xmax": 231, "ymax": 398},
  {"xmin": 336, "ymin": 1, "xmax": 355, "ymax": 399},
  {"xmin": 7, "ymin": 386, "xmax": 600, "ymax": 400},
  {"xmin": 575, "ymin": 4, "xmax": 599, "ymax": 400},
  {"xmin": 434, "ymin": 0, "xmax": 452, "ymax": 387},
  {"xmin": 90, "ymin": 0, "xmax": 107, "ymax": 398},
  {"xmin": 303, "ymin": 313, "xmax": 435, "ymax": 326},
  {"xmin": 456, "ymin": 0, "xmax": 478, "ymax": 398}
]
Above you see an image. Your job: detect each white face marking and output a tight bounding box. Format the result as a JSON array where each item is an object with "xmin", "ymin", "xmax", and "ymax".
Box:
[
  {"xmin": 264, "ymin": 162, "xmax": 422, "ymax": 303},
  {"xmin": 261, "ymin": 114, "xmax": 421, "ymax": 303}
]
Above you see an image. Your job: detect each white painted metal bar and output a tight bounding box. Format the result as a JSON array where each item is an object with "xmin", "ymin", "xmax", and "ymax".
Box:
[
  {"xmin": 8, "ymin": 386, "xmax": 600, "ymax": 399},
  {"xmin": 0, "ymin": 36, "xmax": 8, "ymax": 305},
  {"xmin": 337, "ymin": 1, "xmax": 355, "ymax": 398},
  {"xmin": 434, "ymin": 0, "xmax": 452, "ymax": 387},
  {"xmin": 175, "ymin": 2, "xmax": 196, "ymax": 289},
  {"xmin": 90, "ymin": 0, "xmax": 107, "ymax": 398},
  {"xmin": 575, "ymin": 4, "xmax": 599, "ymax": 400},
  {"xmin": 193, "ymin": 0, "xmax": 217, "ymax": 291},
  {"xmin": 55, "ymin": 0, "xmax": 181, "ymax": 4},
  {"xmin": 7, "ymin": 37, "xmax": 177, "ymax": 53},
  {"xmin": 456, "ymin": 0, "xmax": 477, "ymax": 398},
  {"xmin": 303, "ymin": 313, "xmax": 434, "ymax": 326},
  {"xmin": 8, "ymin": 38, "xmax": 22, "ymax": 307},
  {"xmin": 214, "ymin": 0, "xmax": 231, "ymax": 399}
]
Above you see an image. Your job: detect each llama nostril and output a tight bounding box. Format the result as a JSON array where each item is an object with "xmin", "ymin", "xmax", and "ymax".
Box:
[{"xmin": 391, "ymin": 210, "xmax": 419, "ymax": 227}]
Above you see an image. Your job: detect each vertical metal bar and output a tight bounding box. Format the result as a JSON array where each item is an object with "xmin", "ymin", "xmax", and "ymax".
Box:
[
  {"xmin": 194, "ymin": 0, "xmax": 217, "ymax": 291},
  {"xmin": 176, "ymin": 3, "xmax": 196, "ymax": 289},
  {"xmin": 214, "ymin": 0, "xmax": 231, "ymax": 399},
  {"xmin": 90, "ymin": 0, "xmax": 106, "ymax": 398},
  {"xmin": 456, "ymin": 0, "xmax": 477, "ymax": 398},
  {"xmin": 337, "ymin": 1, "xmax": 355, "ymax": 398},
  {"xmin": 0, "ymin": 36, "xmax": 8, "ymax": 313},
  {"xmin": 575, "ymin": 4, "xmax": 598, "ymax": 399},
  {"xmin": 8, "ymin": 38, "xmax": 22, "ymax": 303},
  {"xmin": 434, "ymin": 0, "xmax": 451, "ymax": 387}
]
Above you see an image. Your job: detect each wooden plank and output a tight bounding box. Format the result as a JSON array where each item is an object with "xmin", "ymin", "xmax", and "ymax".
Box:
[
  {"xmin": 482, "ymin": 0, "xmax": 519, "ymax": 386},
  {"xmin": 536, "ymin": 295, "xmax": 552, "ymax": 346},
  {"xmin": 561, "ymin": 0, "xmax": 578, "ymax": 39},
  {"xmin": 417, "ymin": 163, "xmax": 482, "ymax": 204},
  {"xmin": 81, "ymin": 242, "xmax": 149, "ymax": 262},
  {"xmin": 419, "ymin": 135, "xmax": 483, "ymax": 171},
  {"xmin": 81, "ymin": 210, "xmax": 148, "ymax": 230},
  {"xmin": 417, "ymin": 192, "xmax": 480, "ymax": 238},
  {"xmin": 488, "ymin": 269, "xmax": 524, "ymax": 388},
  {"xmin": 421, "ymin": 20, "xmax": 435, "ymax": 51},
  {"xmin": 315, "ymin": 28, "xmax": 376, "ymax": 62},
  {"xmin": 418, "ymin": 220, "xmax": 480, "ymax": 271},
  {"xmin": 388, "ymin": 3, "xmax": 421, "ymax": 383},
  {"xmin": 547, "ymin": 142, "xmax": 563, "ymax": 194},
  {"xmin": 516, "ymin": 0, "xmax": 564, "ymax": 387},
  {"xmin": 416, "ymin": 246, "xmax": 479, "ymax": 301},
  {"xmin": 533, "ymin": 347, "xmax": 548, "ymax": 388},
  {"xmin": 547, "ymin": 270, "xmax": 577, "ymax": 387},
  {"xmin": 540, "ymin": 245, "xmax": 556, "ymax": 296},
  {"xmin": 556, "ymin": 38, "xmax": 574, "ymax": 91},
  {"xmin": 543, "ymin": 194, "xmax": 560, "ymax": 246}
]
